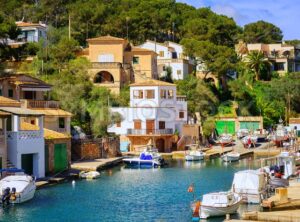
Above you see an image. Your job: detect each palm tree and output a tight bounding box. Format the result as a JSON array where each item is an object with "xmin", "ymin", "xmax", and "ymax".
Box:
[{"xmin": 245, "ymin": 50, "xmax": 271, "ymax": 81}]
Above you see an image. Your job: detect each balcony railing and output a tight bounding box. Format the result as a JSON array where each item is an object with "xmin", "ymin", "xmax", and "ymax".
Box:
[
  {"xmin": 22, "ymin": 100, "xmax": 60, "ymax": 109},
  {"xmin": 127, "ymin": 128, "xmax": 173, "ymax": 135},
  {"xmin": 91, "ymin": 62, "xmax": 123, "ymax": 69},
  {"xmin": 176, "ymin": 95, "xmax": 187, "ymax": 101},
  {"xmin": 7, "ymin": 131, "xmax": 43, "ymax": 140}
]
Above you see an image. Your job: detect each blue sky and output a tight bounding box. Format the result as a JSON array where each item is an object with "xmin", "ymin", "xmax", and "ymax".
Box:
[{"xmin": 177, "ymin": 0, "xmax": 298, "ymax": 40}]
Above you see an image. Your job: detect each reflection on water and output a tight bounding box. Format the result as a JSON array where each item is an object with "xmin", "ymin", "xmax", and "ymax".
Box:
[{"xmin": 0, "ymin": 158, "xmax": 262, "ymax": 222}]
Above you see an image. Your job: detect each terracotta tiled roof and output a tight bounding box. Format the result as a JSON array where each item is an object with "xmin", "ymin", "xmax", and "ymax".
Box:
[
  {"xmin": 30, "ymin": 108, "xmax": 72, "ymax": 117},
  {"xmin": 0, "ymin": 74, "xmax": 52, "ymax": 88},
  {"xmin": 0, "ymin": 96, "xmax": 21, "ymax": 107},
  {"xmin": 20, "ymin": 122, "xmax": 70, "ymax": 139},
  {"xmin": 44, "ymin": 128, "xmax": 71, "ymax": 140},
  {"xmin": 130, "ymin": 79, "xmax": 175, "ymax": 87},
  {"xmin": 16, "ymin": 21, "xmax": 46, "ymax": 28},
  {"xmin": 131, "ymin": 47, "xmax": 156, "ymax": 54},
  {"xmin": 87, "ymin": 35, "xmax": 125, "ymax": 42}
]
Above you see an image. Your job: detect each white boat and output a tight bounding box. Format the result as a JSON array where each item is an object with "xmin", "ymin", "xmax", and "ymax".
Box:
[
  {"xmin": 123, "ymin": 147, "xmax": 165, "ymax": 168},
  {"xmin": 218, "ymin": 134, "xmax": 233, "ymax": 145},
  {"xmin": 232, "ymin": 170, "xmax": 267, "ymax": 204},
  {"xmin": 185, "ymin": 150, "xmax": 205, "ymax": 161},
  {"xmin": 79, "ymin": 171, "xmax": 100, "ymax": 180},
  {"xmin": 0, "ymin": 175, "xmax": 36, "ymax": 204},
  {"xmin": 242, "ymin": 135, "xmax": 258, "ymax": 148},
  {"xmin": 237, "ymin": 129, "xmax": 249, "ymax": 139},
  {"xmin": 222, "ymin": 152, "xmax": 240, "ymax": 162},
  {"xmin": 185, "ymin": 144, "xmax": 205, "ymax": 161},
  {"xmin": 193, "ymin": 192, "xmax": 242, "ymax": 219}
]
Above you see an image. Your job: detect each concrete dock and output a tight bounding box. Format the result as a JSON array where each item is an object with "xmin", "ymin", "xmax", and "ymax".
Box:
[{"xmin": 71, "ymin": 157, "xmax": 123, "ymax": 171}]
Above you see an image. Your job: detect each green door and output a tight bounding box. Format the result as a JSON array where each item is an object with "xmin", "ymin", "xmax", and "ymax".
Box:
[
  {"xmin": 45, "ymin": 145, "xmax": 49, "ymax": 175},
  {"xmin": 54, "ymin": 144, "xmax": 67, "ymax": 172},
  {"xmin": 216, "ymin": 121, "xmax": 235, "ymax": 135},
  {"xmin": 240, "ymin": 121, "xmax": 259, "ymax": 131},
  {"xmin": 21, "ymin": 154, "xmax": 33, "ymax": 175}
]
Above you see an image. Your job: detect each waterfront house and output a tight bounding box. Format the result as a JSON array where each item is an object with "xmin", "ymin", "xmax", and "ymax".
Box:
[
  {"xmin": 107, "ymin": 79, "xmax": 187, "ymax": 152},
  {"xmin": 138, "ymin": 40, "xmax": 194, "ymax": 80},
  {"xmin": 8, "ymin": 21, "xmax": 47, "ymax": 47},
  {"xmin": 236, "ymin": 41, "xmax": 300, "ymax": 75},
  {"xmin": 79, "ymin": 35, "xmax": 158, "ymax": 94},
  {"xmin": 0, "ymin": 74, "xmax": 72, "ymax": 134},
  {"xmin": 0, "ymin": 96, "xmax": 45, "ymax": 178},
  {"xmin": 0, "ymin": 74, "xmax": 72, "ymax": 176}
]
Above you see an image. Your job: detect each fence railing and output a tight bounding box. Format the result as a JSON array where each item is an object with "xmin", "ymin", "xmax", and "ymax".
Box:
[
  {"xmin": 21, "ymin": 100, "xmax": 60, "ymax": 109},
  {"xmin": 127, "ymin": 128, "xmax": 173, "ymax": 135}
]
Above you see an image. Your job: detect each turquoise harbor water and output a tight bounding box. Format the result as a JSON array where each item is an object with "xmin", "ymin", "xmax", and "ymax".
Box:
[{"xmin": 0, "ymin": 158, "xmax": 260, "ymax": 222}]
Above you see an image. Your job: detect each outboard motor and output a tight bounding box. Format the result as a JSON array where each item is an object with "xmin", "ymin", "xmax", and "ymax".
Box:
[
  {"xmin": 2, "ymin": 187, "xmax": 11, "ymax": 205},
  {"xmin": 10, "ymin": 187, "xmax": 17, "ymax": 202}
]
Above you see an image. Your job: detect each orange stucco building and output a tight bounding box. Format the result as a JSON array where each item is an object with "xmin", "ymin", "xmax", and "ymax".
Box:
[{"xmin": 79, "ymin": 35, "xmax": 158, "ymax": 94}]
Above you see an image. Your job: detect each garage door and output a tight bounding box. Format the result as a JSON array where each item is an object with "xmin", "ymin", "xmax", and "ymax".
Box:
[
  {"xmin": 240, "ymin": 122, "xmax": 259, "ymax": 131},
  {"xmin": 54, "ymin": 144, "xmax": 67, "ymax": 172},
  {"xmin": 216, "ymin": 121, "xmax": 235, "ymax": 135},
  {"xmin": 21, "ymin": 154, "xmax": 33, "ymax": 175}
]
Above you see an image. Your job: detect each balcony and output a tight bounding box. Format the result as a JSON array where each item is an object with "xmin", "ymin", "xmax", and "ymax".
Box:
[
  {"xmin": 91, "ymin": 62, "xmax": 123, "ymax": 69},
  {"xmin": 21, "ymin": 100, "xmax": 60, "ymax": 109},
  {"xmin": 176, "ymin": 95, "xmax": 187, "ymax": 101},
  {"xmin": 127, "ymin": 128, "xmax": 173, "ymax": 135},
  {"xmin": 7, "ymin": 131, "xmax": 43, "ymax": 140}
]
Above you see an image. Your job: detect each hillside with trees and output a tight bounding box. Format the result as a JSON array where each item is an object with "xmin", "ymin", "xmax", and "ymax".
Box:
[{"xmin": 0, "ymin": 0, "xmax": 299, "ymax": 137}]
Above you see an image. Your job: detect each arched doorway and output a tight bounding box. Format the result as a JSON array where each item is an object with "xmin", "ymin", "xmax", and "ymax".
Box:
[
  {"xmin": 94, "ymin": 71, "xmax": 114, "ymax": 83},
  {"xmin": 156, "ymin": 138, "xmax": 165, "ymax": 152}
]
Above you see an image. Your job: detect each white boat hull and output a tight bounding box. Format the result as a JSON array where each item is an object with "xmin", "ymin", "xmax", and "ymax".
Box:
[
  {"xmin": 222, "ymin": 154, "xmax": 240, "ymax": 162},
  {"xmin": 238, "ymin": 192, "xmax": 265, "ymax": 204},
  {"xmin": 12, "ymin": 184, "xmax": 36, "ymax": 203},
  {"xmin": 185, "ymin": 154, "xmax": 204, "ymax": 161},
  {"xmin": 200, "ymin": 200, "xmax": 241, "ymax": 218}
]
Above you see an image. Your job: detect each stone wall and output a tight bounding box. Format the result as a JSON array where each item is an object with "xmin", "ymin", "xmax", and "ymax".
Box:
[{"xmin": 71, "ymin": 137, "xmax": 120, "ymax": 160}]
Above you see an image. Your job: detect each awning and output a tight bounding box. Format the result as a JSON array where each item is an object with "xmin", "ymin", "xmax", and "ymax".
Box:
[
  {"xmin": 21, "ymin": 87, "xmax": 51, "ymax": 92},
  {"xmin": 0, "ymin": 107, "xmax": 44, "ymax": 116}
]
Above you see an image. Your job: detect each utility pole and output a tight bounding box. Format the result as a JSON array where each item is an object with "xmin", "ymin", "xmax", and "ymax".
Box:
[{"xmin": 68, "ymin": 14, "xmax": 71, "ymax": 40}]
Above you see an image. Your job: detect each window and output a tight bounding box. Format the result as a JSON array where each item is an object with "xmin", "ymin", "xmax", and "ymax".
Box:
[
  {"xmin": 179, "ymin": 111, "xmax": 184, "ymax": 119},
  {"xmin": 30, "ymin": 120, "xmax": 35, "ymax": 125},
  {"xmin": 159, "ymin": 121, "xmax": 165, "ymax": 129},
  {"xmin": 133, "ymin": 56, "xmax": 139, "ymax": 64},
  {"xmin": 8, "ymin": 89, "xmax": 13, "ymax": 98},
  {"xmin": 59, "ymin": 117, "xmax": 65, "ymax": 129},
  {"xmin": 133, "ymin": 90, "xmax": 143, "ymax": 99},
  {"xmin": 116, "ymin": 121, "xmax": 121, "ymax": 127},
  {"xmin": 134, "ymin": 120, "xmax": 141, "ymax": 129},
  {"xmin": 160, "ymin": 90, "xmax": 167, "ymax": 99},
  {"xmin": 146, "ymin": 90, "xmax": 155, "ymax": 99},
  {"xmin": 274, "ymin": 62, "xmax": 285, "ymax": 71},
  {"xmin": 159, "ymin": 51, "xmax": 164, "ymax": 57},
  {"xmin": 177, "ymin": 70, "xmax": 182, "ymax": 75},
  {"xmin": 172, "ymin": 52, "xmax": 177, "ymax": 59},
  {"xmin": 98, "ymin": 54, "xmax": 114, "ymax": 62},
  {"xmin": 0, "ymin": 88, "xmax": 2, "ymax": 96},
  {"xmin": 24, "ymin": 91, "xmax": 36, "ymax": 100},
  {"xmin": 167, "ymin": 90, "xmax": 173, "ymax": 99}
]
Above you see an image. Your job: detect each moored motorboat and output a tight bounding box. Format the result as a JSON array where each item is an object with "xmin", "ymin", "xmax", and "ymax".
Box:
[
  {"xmin": 123, "ymin": 147, "xmax": 165, "ymax": 168},
  {"xmin": 237, "ymin": 129, "xmax": 249, "ymax": 139},
  {"xmin": 231, "ymin": 170, "xmax": 267, "ymax": 204},
  {"xmin": 185, "ymin": 150, "xmax": 205, "ymax": 161},
  {"xmin": 192, "ymin": 192, "xmax": 242, "ymax": 219},
  {"xmin": 218, "ymin": 134, "xmax": 233, "ymax": 146},
  {"xmin": 222, "ymin": 152, "xmax": 240, "ymax": 162},
  {"xmin": 242, "ymin": 135, "xmax": 258, "ymax": 148},
  {"xmin": 79, "ymin": 171, "xmax": 100, "ymax": 180},
  {"xmin": 185, "ymin": 144, "xmax": 205, "ymax": 161},
  {"xmin": 0, "ymin": 175, "xmax": 36, "ymax": 204}
]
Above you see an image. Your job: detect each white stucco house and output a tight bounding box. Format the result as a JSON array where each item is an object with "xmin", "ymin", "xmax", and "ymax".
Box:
[
  {"xmin": 107, "ymin": 79, "xmax": 187, "ymax": 152},
  {"xmin": 138, "ymin": 40, "xmax": 194, "ymax": 80},
  {"xmin": 0, "ymin": 97, "xmax": 45, "ymax": 178}
]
